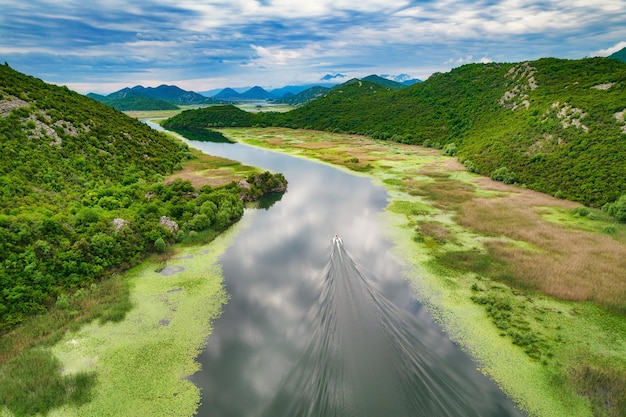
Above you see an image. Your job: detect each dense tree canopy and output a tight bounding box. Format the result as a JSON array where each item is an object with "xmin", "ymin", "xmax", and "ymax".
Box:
[{"xmin": 0, "ymin": 64, "xmax": 287, "ymax": 330}]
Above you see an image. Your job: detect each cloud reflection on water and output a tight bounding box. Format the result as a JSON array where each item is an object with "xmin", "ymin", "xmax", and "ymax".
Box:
[{"xmin": 183, "ymin": 139, "xmax": 524, "ymax": 417}]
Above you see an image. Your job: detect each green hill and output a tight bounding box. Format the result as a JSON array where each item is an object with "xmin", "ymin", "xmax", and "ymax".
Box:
[
  {"xmin": 362, "ymin": 74, "xmax": 406, "ymax": 89},
  {"xmin": 163, "ymin": 104, "xmax": 258, "ymax": 129},
  {"xmin": 165, "ymin": 57, "xmax": 626, "ymax": 209},
  {"xmin": 609, "ymin": 46, "xmax": 626, "ymax": 63},
  {"xmin": 273, "ymin": 85, "xmax": 330, "ymax": 106},
  {"xmin": 107, "ymin": 84, "xmax": 214, "ymax": 105},
  {"xmin": 88, "ymin": 94, "xmax": 179, "ymax": 111},
  {"xmin": 0, "ymin": 64, "xmax": 186, "ymax": 327},
  {"xmin": 0, "ymin": 64, "xmax": 286, "ymax": 330},
  {"xmin": 89, "ymin": 84, "xmax": 225, "ymax": 110}
]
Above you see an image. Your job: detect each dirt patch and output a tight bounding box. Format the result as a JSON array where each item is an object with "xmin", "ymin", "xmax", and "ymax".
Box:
[
  {"xmin": 164, "ymin": 149, "xmax": 253, "ymax": 188},
  {"xmin": 266, "ymin": 137, "xmax": 286, "ymax": 146},
  {"xmin": 591, "ymin": 83, "xmax": 614, "ymax": 90},
  {"xmin": 167, "ymin": 168, "xmax": 241, "ymax": 188},
  {"xmin": 297, "ymin": 141, "xmax": 338, "ymax": 150},
  {"xmin": 418, "ymin": 157, "xmax": 466, "ymax": 174}
]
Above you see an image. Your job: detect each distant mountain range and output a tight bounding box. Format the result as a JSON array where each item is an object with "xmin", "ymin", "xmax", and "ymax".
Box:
[
  {"xmin": 213, "ymin": 85, "xmax": 277, "ymax": 101},
  {"xmin": 362, "ymin": 75, "xmax": 407, "ymax": 90},
  {"xmin": 212, "ymin": 87, "xmax": 244, "ymax": 101},
  {"xmin": 321, "ymin": 73, "xmax": 346, "ymax": 81},
  {"xmin": 86, "ymin": 93, "xmax": 179, "ymax": 111},
  {"xmin": 87, "ymin": 84, "xmax": 225, "ymax": 110},
  {"xmin": 109, "ymin": 84, "xmax": 211, "ymax": 104},
  {"xmin": 380, "ymin": 73, "xmax": 421, "ymax": 85},
  {"xmin": 205, "ymin": 74, "xmax": 422, "ymax": 105},
  {"xmin": 89, "ymin": 73, "xmax": 422, "ymax": 110},
  {"xmin": 272, "ymin": 86, "xmax": 331, "ymax": 106}
]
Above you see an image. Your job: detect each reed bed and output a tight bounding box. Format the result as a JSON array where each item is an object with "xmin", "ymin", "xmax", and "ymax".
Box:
[{"xmin": 459, "ymin": 190, "xmax": 626, "ymax": 313}]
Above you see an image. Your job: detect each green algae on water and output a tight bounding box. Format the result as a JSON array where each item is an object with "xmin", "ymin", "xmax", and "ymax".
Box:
[{"xmin": 42, "ymin": 215, "xmax": 253, "ymax": 417}]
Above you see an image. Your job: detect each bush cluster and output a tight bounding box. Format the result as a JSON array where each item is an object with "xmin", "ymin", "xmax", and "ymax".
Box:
[{"xmin": 0, "ymin": 179, "xmax": 245, "ymax": 330}]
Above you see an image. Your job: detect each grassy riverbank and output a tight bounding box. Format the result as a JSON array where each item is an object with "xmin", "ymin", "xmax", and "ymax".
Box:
[
  {"xmin": 0, "ymin": 137, "xmax": 262, "ymax": 417},
  {"xmin": 216, "ymin": 127, "xmax": 626, "ymax": 417},
  {"xmin": 44, "ymin": 225, "xmax": 244, "ymax": 416},
  {"xmin": 2, "ymin": 122, "xmax": 624, "ymax": 416}
]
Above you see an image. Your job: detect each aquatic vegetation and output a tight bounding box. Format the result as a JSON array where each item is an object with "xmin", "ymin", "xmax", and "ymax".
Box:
[
  {"xmin": 43, "ymin": 222, "xmax": 245, "ymax": 416},
  {"xmin": 219, "ymin": 127, "xmax": 626, "ymax": 417}
]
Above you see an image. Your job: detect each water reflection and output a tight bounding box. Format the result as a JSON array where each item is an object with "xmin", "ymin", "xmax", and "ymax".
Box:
[
  {"xmin": 261, "ymin": 240, "xmax": 517, "ymax": 416},
  {"xmin": 144, "ymin": 123, "xmax": 524, "ymax": 417}
]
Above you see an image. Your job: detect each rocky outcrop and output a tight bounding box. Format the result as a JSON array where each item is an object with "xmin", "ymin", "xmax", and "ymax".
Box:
[
  {"xmin": 239, "ymin": 172, "xmax": 288, "ymax": 202},
  {"xmin": 159, "ymin": 216, "xmax": 179, "ymax": 233},
  {"xmin": 0, "ymin": 94, "xmax": 29, "ymax": 117},
  {"xmin": 112, "ymin": 218, "xmax": 130, "ymax": 232}
]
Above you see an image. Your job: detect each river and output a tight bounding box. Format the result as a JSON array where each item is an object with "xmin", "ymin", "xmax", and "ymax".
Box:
[{"xmin": 146, "ymin": 122, "xmax": 525, "ymax": 417}]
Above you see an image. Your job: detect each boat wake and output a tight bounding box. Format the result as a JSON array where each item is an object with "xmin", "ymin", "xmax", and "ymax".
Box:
[{"xmin": 261, "ymin": 238, "xmax": 519, "ymax": 417}]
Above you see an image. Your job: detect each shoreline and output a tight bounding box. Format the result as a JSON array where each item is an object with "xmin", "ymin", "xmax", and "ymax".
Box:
[
  {"xmin": 218, "ymin": 126, "xmax": 626, "ymax": 417},
  {"xmin": 10, "ymin": 125, "xmax": 623, "ymax": 417},
  {"xmin": 44, "ymin": 215, "xmax": 252, "ymax": 417}
]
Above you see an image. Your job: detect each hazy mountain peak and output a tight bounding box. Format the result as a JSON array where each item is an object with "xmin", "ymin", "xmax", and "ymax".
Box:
[{"xmin": 321, "ymin": 73, "xmax": 346, "ymax": 81}]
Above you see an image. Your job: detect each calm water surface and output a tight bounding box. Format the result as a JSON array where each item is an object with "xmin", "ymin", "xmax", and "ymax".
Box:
[{"xmin": 147, "ymin": 123, "xmax": 525, "ymax": 417}]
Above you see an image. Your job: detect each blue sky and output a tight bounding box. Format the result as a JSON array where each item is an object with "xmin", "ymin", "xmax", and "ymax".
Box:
[{"xmin": 1, "ymin": 0, "xmax": 625, "ymax": 94}]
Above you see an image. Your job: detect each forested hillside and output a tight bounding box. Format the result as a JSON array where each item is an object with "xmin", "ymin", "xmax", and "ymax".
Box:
[
  {"xmin": 272, "ymin": 85, "xmax": 330, "ymax": 106},
  {"xmin": 164, "ymin": 57, "xmax": 626, "ymax": 209},
  {"xmin": 88, "ymin": 84, "xmax": 225, "ymax": 110},
  {"xmin": 609, "ymin": 46, "xmax": 626, "ymax": 63},
  {"xmin": 86, "ymin": 93, "xmax": 179, "ymax": 111},
  {"xmin": 0, "ymin": 64, "xmax": 286, "ymax": 330}
]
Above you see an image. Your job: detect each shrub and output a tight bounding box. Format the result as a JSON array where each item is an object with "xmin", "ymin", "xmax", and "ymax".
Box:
[
  {"xmin": 570, "ymin": 207, "xmax": 590, "ymax": 217},
  {"xmin": 603, "ymin": 225, "xmax": 617, "ymax": 234},
  {"xmin": 463, "ymin": 159, "xmax": 478, "ymax": 173},
  {"xmin": 154, "ymin": 237, "xmax": 167, "ymax": 253},
  {"xmin": 443, "ymin": 143, "xmax": 457, "ymax": 156},
  {"xmin": 490, "ymin": 167, "xmax": 518, "ymax": 184},
  {"xmin": 603, "ymin": 194, "xmax": 626, "ymax": 222},
  {"xmin": 0, "ymin": 349, "xmax": 96, "ymax": 416}
]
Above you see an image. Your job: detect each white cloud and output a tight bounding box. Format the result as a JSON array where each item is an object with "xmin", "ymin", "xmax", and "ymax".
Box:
[
  {"xmin": 250, "ymin": 45, "xmax": 303, "ymax": 66},
  {"xmin": 591, "ymin": 41, "xmax": 626, "ymax": 57},
  {"xmin": 4, "ymin": 0, "xmax": 626, "ymax": 91},
  {"xmin": 444, "ymin": 55, "xmax": 492, "ymax": 65}
]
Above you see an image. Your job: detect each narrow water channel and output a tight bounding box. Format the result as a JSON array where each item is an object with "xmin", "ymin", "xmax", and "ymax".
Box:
[{"xmin": 147, "ymin": 123, "xmax": 525, "ymax": 417}]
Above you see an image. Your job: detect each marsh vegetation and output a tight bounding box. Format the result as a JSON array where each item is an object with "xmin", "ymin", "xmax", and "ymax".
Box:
[{"xmin": 216, "ymin": 127, "xmax": 626, "ymax": 417}]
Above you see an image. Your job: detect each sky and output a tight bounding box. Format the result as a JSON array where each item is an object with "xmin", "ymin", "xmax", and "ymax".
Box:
[{"xmin": 1, "ymin": 0, "xmax": 626, "ymax": 95}]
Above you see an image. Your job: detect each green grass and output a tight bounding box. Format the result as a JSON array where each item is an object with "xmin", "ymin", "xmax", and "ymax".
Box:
[
  {"xmin": 570, "ymin": 361, "xmax": 626, "ymax": 417},
  {"xmin": 0, "ymin": 275, "xmax": 132, "ymax": 365},
  {"xmin": 0, "ymin": 348, "xmax": 96, "ymax": 417},
  {"xmin": 540, "ymin": 206, "xmax": 626, "ymax": 244},
  {"xmin": 0, "ymin": 275, "xmax": 131, "ymax": 416},
  {"xmin": 386, "ymin": 200, "xmax": 433, "ymax": 216},
  {"xmin": 469, "ymin": 281, "xmax": 556, "ymax": 364}
]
